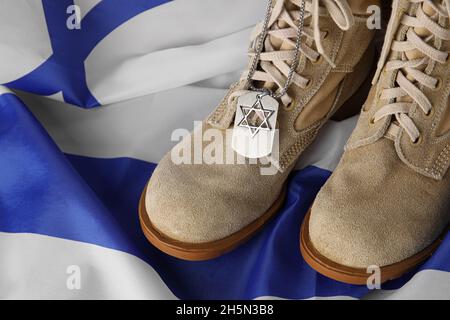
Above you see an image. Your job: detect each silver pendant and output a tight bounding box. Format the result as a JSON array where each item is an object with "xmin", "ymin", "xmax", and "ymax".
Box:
[{"xmin": 232, "ymin": 92, "xmax": 279, "ymax": 159}]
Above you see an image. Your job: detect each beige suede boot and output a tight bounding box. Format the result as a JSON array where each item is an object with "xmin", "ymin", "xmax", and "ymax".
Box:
[
  {"xmin": 302, "ymin": 0, "xmax": 450, "ymax": 284},
  {"xmin": 140, "ymin": 0, "xmax": 379, "ymax": 260}
]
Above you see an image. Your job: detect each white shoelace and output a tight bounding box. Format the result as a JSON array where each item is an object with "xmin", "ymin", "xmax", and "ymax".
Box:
[
  {"xmin": 373, "ymin": 0, "xmax": 450, "ymax": 143},
  {"xmin": 230, "ymin": 0, "xmax": 355, "ymax": 107}
]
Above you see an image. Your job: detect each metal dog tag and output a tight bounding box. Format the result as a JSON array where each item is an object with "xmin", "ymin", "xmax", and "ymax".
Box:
[{"xmin": 232, "ymin": 92, "xmax": 279, "ymax": 159}]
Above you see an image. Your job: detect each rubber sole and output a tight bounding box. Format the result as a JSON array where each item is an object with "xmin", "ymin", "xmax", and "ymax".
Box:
[
  {"xmin": 300, "ymin": 209, "xmax": 449, "ymax": 285},
  {"xmin": 139, "ymin": 184, "xmax": 287, "ymax": 261}
]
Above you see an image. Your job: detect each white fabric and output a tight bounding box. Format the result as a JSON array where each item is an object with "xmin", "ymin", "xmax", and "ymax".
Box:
[
  {"xmin": 2, "ymin": 232, "xmax": 448, "ymax": 300},
  {"xmin": 84, "ymin": 0, "xmax": 265, "ymax": 104},
  {"xmin": 0, "ymin": 0, "xmax": 52, "ymax": 83}
]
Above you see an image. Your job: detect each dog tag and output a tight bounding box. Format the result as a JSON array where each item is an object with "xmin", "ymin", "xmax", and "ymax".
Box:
[{"xmin": 232, "ymin": 92, "xmax": 279, "ymax": 159}]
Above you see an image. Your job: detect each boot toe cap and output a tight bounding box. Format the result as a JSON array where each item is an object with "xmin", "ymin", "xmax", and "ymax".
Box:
[
  {"xmin": 144, "ymin": 155, "xmax": 282, "ymax": 244},
  {"xmin": 145, "ymin": 163, "xmax": 233, "ymax": 244},
  {"xmin": 308, "ymin": 141, "xmax": 449, "ymax": 269},
  {"xmin": 309, "ymin": 197, "xmax": 397, "ymax": 269}
]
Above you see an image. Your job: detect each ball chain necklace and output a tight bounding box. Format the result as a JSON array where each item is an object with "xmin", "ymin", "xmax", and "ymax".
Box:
[{"xmin": 232, "ymin": 0, "xmax": 307, "ymax": 159}]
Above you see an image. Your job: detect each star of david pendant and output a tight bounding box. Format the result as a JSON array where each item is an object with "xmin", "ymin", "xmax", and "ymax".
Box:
[{"xmin": 232, "ymin": 92, "xmax": 279, "ymax": 159}]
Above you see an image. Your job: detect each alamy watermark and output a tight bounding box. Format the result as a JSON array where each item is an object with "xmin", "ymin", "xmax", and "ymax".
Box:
[
  {"xmin": 66, "ymin": 265, "xmax": 82, "ymax": 290},
  {"xmin": 170, "ymin": 121, "xmax": 280, "ymax": 176},
  {"xmin": 66, "ymin": 5, "xmax": 81, "ymax": 30},
  {"xmin": 367, "ymin": 5, "xmax": 382, "ymax": 30},
  {"xmin": 366, "ymin": 265, "xmax": 382, "ymax": 290},
  {"xmin": 63, "ymin": 4, "xmax": 383, "ymax": 31}
]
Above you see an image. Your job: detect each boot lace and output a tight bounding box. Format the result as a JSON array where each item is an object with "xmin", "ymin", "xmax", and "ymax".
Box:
[
  {"xmin": 230, "ymin": 0, "xmax": 355, "ymax": 107},
  {"xmin": 373, "ymin": 0, "xmax": 450, "ymax": 143}
]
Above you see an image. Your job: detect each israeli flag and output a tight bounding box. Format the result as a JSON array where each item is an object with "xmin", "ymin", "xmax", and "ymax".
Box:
[{"xmin": 0, "ymin": 0, "xmax": 448, "ymax": 299}]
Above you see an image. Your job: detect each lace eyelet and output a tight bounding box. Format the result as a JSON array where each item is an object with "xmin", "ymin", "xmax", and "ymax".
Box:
[
  {"xmin": 323, "ymin": 29, "xmax": 330, "ymax": 39},
  {"xmin": 377, "ymin": 90, "xmax": 383, "ymax": 100},
  {"xmin": 425, "ymin": 108, "xmax": 434, "ymax": 118},
  {"xmin": 283, "ymin": 100, "xmax": 296, "ymax": 112},
  {"xmin": 304, "ymin": 79, "xmax": 312, "ymax": 90},
  {"xmin": 369, "ymin": 117, "xmax": 376, "ymax": 125},
  {"xmin": 412, "ymin": 135, "xmax": 423, "ymax": 146},
  {"xmin": 312, "ymin": 55, "xmax": 323, "ymax": 65},
  {"xmin": 433, "ymin": 77, "xmax": 443, "ymax": 91}
]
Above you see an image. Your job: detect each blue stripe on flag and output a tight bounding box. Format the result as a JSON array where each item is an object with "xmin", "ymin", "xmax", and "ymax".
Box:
[{"xmin": 65, "ymin": 155, "xmax": 450, "ymax": 297}]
